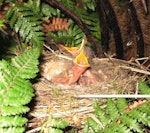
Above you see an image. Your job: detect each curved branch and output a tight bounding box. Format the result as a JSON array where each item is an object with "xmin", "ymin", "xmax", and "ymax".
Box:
[
  {"xmin": 96, "ymin": 0, "xmax": 110, "ymax": 52},
  {"xmin": 45, "ymin": 0, "xmax": 102, "ymax": 57},
  {"xmin": 102, "ymin": 0, "xmax": 124, "ymax": 59},
  {"xmin": 128, "ymin": 1, "xmax": 145, "ymax": 58}
]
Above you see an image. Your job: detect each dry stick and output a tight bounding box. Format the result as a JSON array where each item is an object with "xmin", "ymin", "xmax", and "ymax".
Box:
[
  {"xmin": 45, "ymin": 0, "xmax": 102, "ymax": 57},
  {"xmin": 97, "ymin": 57, "xmax": 150, "ymax": 71},
  {"xmin": 26, "ymin": 127, "xmax": 41, "ymax": 133},
  {"xmin": 119, "ymin": 65, "xmax": 150, "ymax": 75},
  {"xmin": 43, "ymin": 44, "xmax": 73, "ymax": 61},
  {"xmin": 76, "ymin": 95, "xmax": 150, "ymax": 99}
]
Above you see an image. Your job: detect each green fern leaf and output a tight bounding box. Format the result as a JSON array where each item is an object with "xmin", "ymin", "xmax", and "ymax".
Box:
[
  {"xmin": 0, "ymin": 47, "xmax": 40, "ymax": 131},
  {"xmin": 104, "ymin": 123, "xmax": 131, "ymax": 133},
  {"xmin": 93, "ymin": 100, "xmax": 110, "ymax": 126},
  {"xmin": 82, "ymin": 0, "xmax": 96, "ymax": 11},
  {"xmin": 5, "ymin": 6, "xmax": 14, "ymax": 20},
  {"xmin": 0, "ymin": 127, "xmax": 25, "ymax": 133},
  {"xmin": 59, "ymin": 0, "xmax": 74, "ymax": 10},
  {"xmin": 115, "ymin": 123, "xmax": 131, "ymax": 133},
  {"xmin": 128, "ymin": 109, "xmax": 150, "ymax": 127},
  {"xmin": 9, "ymin": 11, "xmax": 18, "ymax": 28},
  {"xmin": 1, "ymin": 105, "xmax": 29, "ymax": 116},
  {"xmin": 49, "ymin": 20, "xmax": 84, "ymax": 47},
  {"xmin": 120, "ymin": 115, "xmax": 144, "ymax": 133},
  {"xmin": 47, "ymin": 127, "xmax": 63, "ymax": 133},
  {"xmin": 116, "ymin": 98, "xmax": 128, "ymax": 114},
  {"xmin": 33, "ymin": 0, "xmax": 40, "ymax": 13},
  {"xmin": 41, "ymin": 3, "xmax": 61, "ymax": 17},
  {"xmin": 86, "ymin": 117, "xmax": 102, "ymax": 132},
  {"xmin": 138, "ymin": 102, "xmax": 150, "ymax": 118},
  {"xmin": 0, "ymin": 116, "xmax": 27, "ymax": 127},
  {"xmin": 0, "ymin": 20, "xmax": 5, "ymax": 29},
  {"xmin": 5, "ymin": 3, "xmax": 45, "ymax": 46},
  {"xmin": 138, "ymin": 79, "xmax": 150, "ymax": 95},
  {"xmin": 107, "ymin": 98, "xmax": 119, "ymax": 121},
  {"xmin": 11, "ymin": 48, "xmax": 40, "ymax": 79},
  {"xmin": 50, "ymin": 118, "xmax": 69, "ymax": 129}
]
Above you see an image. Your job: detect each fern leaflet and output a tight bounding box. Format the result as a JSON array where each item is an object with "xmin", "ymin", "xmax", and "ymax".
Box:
[
  {"xmin": 85, "ymin": 98, "xmax": 149, "ymax": 133},
  {"xmin": 5, "ymin": 2, "xmax": 44, "ymax": 46},
  {"xmin": 0, "ymin": 47, "xmax": 40, "ymax": 132}
]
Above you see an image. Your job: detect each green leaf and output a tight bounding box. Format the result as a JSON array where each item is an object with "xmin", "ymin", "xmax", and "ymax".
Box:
[
  {"xmin": 138, "ymin": 79, "xmax": 150, "ymax": 95},
  {"xmin": 107, "ymin": 98, "xmax": 119, "ymax": 121},
  {"xmin": 11, "ymin": 48, "xmax": 40, "ymax": 79},
  {"xmin": 128, "ymin": 109, "xmax": 150, "ymax": 127},
  {"xmin": 5, "ymin": 3, "xmax": 45, "ymax": 46},
  {"xmin": 0, "ymin": 127, "xmax": 25, "ymax": 133},
  {"xmin": 121, "ymin": 115, "xmax": 144, "ymax": 133},
  {"xmin": 49, "ymin": 117, "xmax": 69, "ymax": 129},
  {"xmin": 86, "ymin": 117, "xmax": 102, "ymax": 132},
  {"xmin": 0, "ymin": 116, "xmax": 27, "ymax": 127},
  {"xmin": 0, "ymin": 20, "xmax": 5, "ymax": 29},
  {"xmin": 1, "ymin": 105, "xmax": 30, "ymax": 116},
  {"xmin": 93, "ymin": 99, "xmax": 110, "ymax": 126},
  {"xmin": 116, "ymin": 98, "xmax": 128, "ymax": 114}
]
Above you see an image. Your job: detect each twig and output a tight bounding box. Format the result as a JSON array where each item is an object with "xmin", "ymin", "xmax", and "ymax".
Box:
[
  {"xmin": 43, "ymin": 44, "xmax": 55, "ymax": 53},
  {"xmin": 76, "ymin": 94, "xmax": 150, "ymax": 98},
  {"xmin": 43, "ymin": 44, "xmax": 73, "ymax": 61},
  {"xmin": 31, "ymin": 104, "xmax": 93, "ymax": 118},
  {"xmin": 26, "ymin": 127, "xmax": 41, "ymax": 133},
  {"xmin": 119, "ymin": 65, "xmax": 150, "ymax": 75}
]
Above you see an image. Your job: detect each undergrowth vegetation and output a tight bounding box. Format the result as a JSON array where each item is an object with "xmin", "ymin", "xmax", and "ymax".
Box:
[
  {"xmin": 0, "ymin": 48, "xmax": 40, "ymax": 132},
  {"xmin": 0, "ymin": 0, "xmax": 149, "ymax": 132}
]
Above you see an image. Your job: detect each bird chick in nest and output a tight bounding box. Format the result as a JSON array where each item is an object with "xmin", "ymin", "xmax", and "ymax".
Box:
[{"xmin": 40, "ymin": 38, "xmax": 98, "ymax": 85}]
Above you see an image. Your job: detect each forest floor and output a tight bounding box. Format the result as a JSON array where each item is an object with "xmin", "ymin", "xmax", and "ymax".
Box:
[{"xmin": 26, "ymin": 49, "xmax": 150, "ymax": 133}]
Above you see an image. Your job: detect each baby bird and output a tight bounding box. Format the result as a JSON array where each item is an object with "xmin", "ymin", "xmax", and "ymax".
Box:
[{"xmin": 41, "ymin": 38, "xmax": 97, "ymax": 85}]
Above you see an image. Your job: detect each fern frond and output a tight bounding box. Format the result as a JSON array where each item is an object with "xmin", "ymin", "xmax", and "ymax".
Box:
[
  {"xmin": 11, "ymin": 48, "xmax": 40, "ymax": 79},
  {"xmin": 86, "ymin": 117, "xmax": 102, "ymax": 132},
  {"xmin": 1, "ymin": 106, "xmax": 29, "ymax": 116},
  {"xmin": 49, "ymin": 20, "xmax": 84, "ymax": 46},
  {"xmin": 41, "ymin": 115, "xmax": 69, "ymax": 132},
  {"xmin": 120, "ymin": 115, "xmax": 144, "ymax": 133},
  {"xmin": 41, "ymin": 3, "xmax": 61, "ymax": 17},
  {"xmin": 93, "ymin": 99, "xmax": 110, "ymax": 126},
  {"xmin": 128, "ymin": 109, "xmax": 150, "ymax": 127},
  {"xmin": 138, "ymin": 79, "xmax": 150, "ymax": 96},
  {"xmin": 104, "ymin": 123, "xmax": 131, "ymax": 133},
  {"xmin": 46, "ymin": 127, "xmax": 63, "ymax": 133},
  {"xmin": 0, "ymin": 127, "xmax": 25, "ymax": 133},
  {"xmin": 75, "ymin": 8, "xmax": 101, "ymax": 42},
  {"xmin": 82, "ymin": 0, "xmax": 96, "ymax": 11},
  {"xmin": 0, "ymin": 116, "xmax": 27, "ymax": 127},
  {"xmin": 50, "ymin": 118, "xmax": 69, "ymax": 129},
  {"xmin": 138, "ymin": 102, "xmax": 150, "ymax": 118},
  {"xmin": 85, "ymin": 98, "xmax": 149, "ymax": 133},
  {"xmin": 5, "ymin": 2, "xmax": 45, "ymax": 46},
  {"xmin": 0, "ymin": 20, "xmax": 5, "ymax": 29},
  {"xmin": 116, "ymin": 98, "xmax": 128, "ymax": 114},
  {"xmin": 27, "ymin": 0, "xmax": 41, "ymax": 14},
  {"xmin": 59, "ymin": 0, "xmax": 75, "ymax": 10},
  {"xmin": 107, "ymin": 99, "xmax": 119, "ymax": 121},
  {"xmin": 0, "ymin": 47, "xmax": 40, "ymax": 132}
]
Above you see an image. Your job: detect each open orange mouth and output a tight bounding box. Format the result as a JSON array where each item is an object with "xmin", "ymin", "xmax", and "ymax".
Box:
[
  {"xmin": 58, "ymin": 37, "xmax": 87, "ymax": 56},
  {"xmin": 75, "ymin": 49, "xmax": 90, "ymax": 67}
]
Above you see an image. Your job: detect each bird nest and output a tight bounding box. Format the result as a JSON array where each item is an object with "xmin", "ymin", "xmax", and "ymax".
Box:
[{"xmin": 27, "ymin": 51, "xmax": 150, "ymax": 132}]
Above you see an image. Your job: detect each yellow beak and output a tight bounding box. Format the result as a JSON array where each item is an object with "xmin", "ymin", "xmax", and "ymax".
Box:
[
  {"xmin": 75, "ymin": 49, "xmax": 90, "ymax": 67},
  {"xmin": 58, "ymin": 37, "xmax": 87, "ymax": 56}
]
